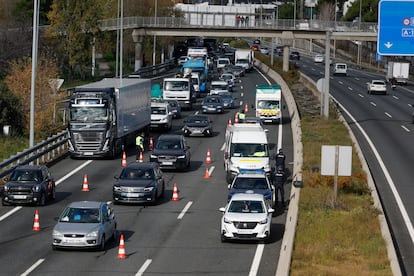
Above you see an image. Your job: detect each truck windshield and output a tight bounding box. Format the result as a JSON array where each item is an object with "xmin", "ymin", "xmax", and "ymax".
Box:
[
  {"xmin": 257, "ymin": 100, "xmax": 279, "ymax": 109},
  {"xmin": 230, "ymin": 143, "xmax": 269, "ymax": 157},
  {"xmin": 164, "ymin": 81, "xmax": 189, "ymax": 91},
  {"xmin": 70, "ymin": 107, "xmax": 108, "ymax": 121}
]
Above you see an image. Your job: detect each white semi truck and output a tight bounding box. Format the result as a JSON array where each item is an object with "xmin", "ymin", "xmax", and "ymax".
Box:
[
  {"xmin": 386, "ymin": 61, "xmax": 410, "ymax": 85},
  {"xmin": 255, "ymin": 84, "xmax": 282, "ymax": 124},
  {"xmin": 235, "ymin": 49, "xmax": 254, "ymax": 72},
  {"xmin": 67, "ymin": 78, "xmax": 151, "ymax": 158}
]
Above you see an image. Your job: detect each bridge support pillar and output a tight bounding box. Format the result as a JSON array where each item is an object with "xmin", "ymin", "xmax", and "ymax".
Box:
[
  {"xmin": 281, "ymin": 31, "xmax": 294, "ymax": 72},
  {"xmin": 132, "ymin": 29, "xmax": 144, "ymax": 71}
]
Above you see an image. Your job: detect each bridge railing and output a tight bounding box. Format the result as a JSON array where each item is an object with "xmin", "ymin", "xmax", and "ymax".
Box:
[{"xmin": 99, "ymin": 16, "xmax": 377, "ymax": 33}]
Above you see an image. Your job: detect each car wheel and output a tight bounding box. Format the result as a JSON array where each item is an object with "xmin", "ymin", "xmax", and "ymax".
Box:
[
  {"xmin": 51, "ymin": 186, "xmax": 56, "ymax": 200},
  {"xmin": 39, "ymin": 192, "xmax": 46, "ymax": 206},
  {"xmin": 1, "ymin": 198, "xmax": 10, "ymax": 206},
  {"xmin": 160, "ymin": 183, "xmax": 165, "ymax": 199},
  {"xmin": 99, "ymin": 235, "xmax": 106, "ymax": 251},
  {"xmin": 220, "ymin": 233, "xmax": 227, "ymax": 243}
]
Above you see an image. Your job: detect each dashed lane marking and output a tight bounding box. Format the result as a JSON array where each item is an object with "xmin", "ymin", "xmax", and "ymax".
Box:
[{"xmin": 177, "ymin": 201, "xmax": 193, "ymax": 220}]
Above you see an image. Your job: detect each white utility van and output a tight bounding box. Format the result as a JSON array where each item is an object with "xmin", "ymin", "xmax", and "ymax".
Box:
[
  {"xmin": 224, "ymin": 124, "xmax": 270, "ymax": 184},
  {"xmin": 333, "ymin": 63, "xmax": 347, "ymax": 76}
]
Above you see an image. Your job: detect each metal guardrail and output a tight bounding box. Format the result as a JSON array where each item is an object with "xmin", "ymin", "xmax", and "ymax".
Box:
[
  {"xmin": 99, "ymin": 16, "xmax": 378, "ymax": 33},
  {"xmin": 0, "ymin": 130, "xmax": 69, "ymax": 179}
]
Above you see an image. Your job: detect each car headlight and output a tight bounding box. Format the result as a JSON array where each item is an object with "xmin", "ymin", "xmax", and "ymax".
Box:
[
  {"xmin": 53, "ymin": 229, "xmax": 63, "ymax": 237},
  {"xmin": 32, "ymin": 185, "xmax": 41, "ymax": 192},
  {"xmin": 113, "ymin": 186, "xmax": 121, "ymax": 192},
  {"xmin": 86, "ymin": 230, "xmax": 99, "ymax": 238},
  {"xmin": 144, "ymin": 187, "xmax": 154, "ymax": 192},
  {"xmin": 202, "ymin": 105, "xmax": 207, "ymax": 109},
  {"xmin": 3, "ymin": 185, "xmax": 9, "ymax": 191},
  {"xmin": 259, "ymin": 218, "xmax": 268, "ymax": 224},
  {"xmin": 223, "ymin": 217, "xmax": 232, "ymax": 224},
  {"xmin": 160, "ymin": 117, "xmax": 168, "ymax": 123},
  {"xmin": 264, "ymin": 164, "xmax": 270, "ymax": 171},
  {"xmin": 217, "ymin": 106, "xmax": 223, "ymax": 109},
  {"xmin": 177, "ymin": 155, "xmax": 186, "ymax": 159},
  {"xmin": 150, "ymin": 154, "xmax": 158, "ymax": 159}
]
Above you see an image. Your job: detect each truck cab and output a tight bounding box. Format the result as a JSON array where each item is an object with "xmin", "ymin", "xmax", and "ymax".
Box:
[
  {"xmin": 162, "ymin": 77, "xmax": 195, "ymax": 110},
  {"xmin": 255, "ymin": 84, "xmax": 282, "ymax": 124}
]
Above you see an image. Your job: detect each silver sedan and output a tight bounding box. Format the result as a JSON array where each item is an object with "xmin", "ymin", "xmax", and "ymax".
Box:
[{"xmin": 52, "ymin": 201, "xmax": 117, "ymax": 250}]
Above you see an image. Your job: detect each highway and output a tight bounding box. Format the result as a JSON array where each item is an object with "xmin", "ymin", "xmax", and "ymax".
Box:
[
  {"xmin": 0, "ymin": 68, "xmax": 293, "ymax": 275},
  {"xmin": 298, "ymin": 56, "xmax": 414, "ymax": 275}
]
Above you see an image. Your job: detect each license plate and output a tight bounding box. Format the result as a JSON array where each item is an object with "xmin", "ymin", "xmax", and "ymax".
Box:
[
  {"xmin": 84, "ymin": 152, "xmax": 93, "ymax": 156},
  {"xmin": 237, "ymin": 229, "xmax": 253, "ymax": 234},
  {"xmin": 122, "ymin": 192, "xmax": 143, "ymax": 198},
  {"xmin": 162, "ymin": 161, "xmax": 173, "ymax": 165},
  {"xmin": 64, "ymin": 238, "xmax": 83, "ymax": 244},
  {"xmin": 13, "ymin": 195, "xmax": 27, "ymax": 199},
  {"xmin": 193, "ymin": 130, "xmax": 202, "ymax": 134}
]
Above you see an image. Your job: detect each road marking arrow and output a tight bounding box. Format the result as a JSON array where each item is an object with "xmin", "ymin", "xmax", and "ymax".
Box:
[{"xmin": 384, "ymin": 42, "xmax": 393, "ymax": 48}]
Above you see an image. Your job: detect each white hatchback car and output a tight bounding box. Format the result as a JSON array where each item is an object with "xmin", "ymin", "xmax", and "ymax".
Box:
[
  {"xmin": 314, "ymin": 54, "xmax": 324, "ymax": 63},
  {"xmin": 219, "ymin": 192, "xmax": 274, "ymax": 242}
]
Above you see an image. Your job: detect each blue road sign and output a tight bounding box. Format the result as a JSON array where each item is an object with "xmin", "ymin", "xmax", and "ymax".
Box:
[{"xmin": 377, "ymin": 0, "xmax": 414, "ymax": 56}]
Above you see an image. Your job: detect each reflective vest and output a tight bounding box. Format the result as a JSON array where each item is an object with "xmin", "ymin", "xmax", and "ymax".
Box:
[
  {"xmin": 238, "ymin": 113, "xmax": 246, "ymax": 120},
  {"xmin": 136, "ymin": 136, "xmax": 144, "ymax": 147}
]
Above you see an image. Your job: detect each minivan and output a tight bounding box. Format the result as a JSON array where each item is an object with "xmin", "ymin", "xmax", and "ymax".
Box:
[{"xmin": 333, "ymin": 63, "xmax": 347, "ymax": 76}]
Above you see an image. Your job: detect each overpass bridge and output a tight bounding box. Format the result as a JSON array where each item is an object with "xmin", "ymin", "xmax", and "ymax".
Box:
[{"xmin": 98, "ymin": 15, "xmax": 378, "ymax": 70}]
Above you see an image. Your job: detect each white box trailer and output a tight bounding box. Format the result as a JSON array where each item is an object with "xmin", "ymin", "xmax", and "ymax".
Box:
[
  {"xmin": 68, "ymin": 78, "xmax": 151, "ymax": 158},
  {"xmin": 386, "ymin": 62, "xmax": 410, "ymax": 85}
]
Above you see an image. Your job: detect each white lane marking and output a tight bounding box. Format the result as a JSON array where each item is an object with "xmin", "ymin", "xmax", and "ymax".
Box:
[
  {"xmin": 21, "ymin": 258, "xmax": 45, "ymax": 276},
  {"xmin": 0, "ymin": 206, "xmax": 22, "ymax": 222},
  {"xmin": 1, "ymin": 160, "xmax": 93, "ymax": 222},
  {"xmin": 241, "ymin": 92, "xmax": 244, "ymax": 97},
  {"xmin": 220, "ymin": 142, "xmax": 226, "ymax": 151},
  {"xmin": 409, "ymin": 104, "xmax": 413, "ymax": 108},
  {"xmin": 370, "ymin": 102, "xmax": 377, "ymax": 107},
  {"xmin": 393, "ymin": 95, "xmax": 399, "ymax": 100},
  {"xmin": 240, "ymin": 85, "xmax": 244, "ymax": 90},
  {"xmin": 332, "ymin": 96, "xmax": 414, "ymax": 246},
  {"xmin": 401, "ymin": 125, "xmax": 410, "ymax": 132},
  {"xmin": 385, "ymin": 112, "xmax": 392, "ymax": 118},
  {"xmin": 348, "ymin": 87, "xmax": 353, "ymax": 91},
  {"xmin": 338, "ymin": 81, "xmax": 343, "ymax": 85},
  {"xmin": 177, "ymin": 201, "xmax": 193, "ymax": 220},
  {"xmin": 240, "ymin": 101, "xmax": 243, "ymax": 106},
  {"xmin": 194, "ymin": 111, "xmax": 199, "ymax": 115},
  {"xmin": 135, "ymin": 259, "xmax": 152, "ymax": 276},
  {"xmin": 355, "ymin": 77, "xmax": 360, "ymax": 81},
  {"xmin": 248, "ymin": 244, "xmax": 265, "ymax": 276},
  {"xmin": 55, "ymin": 160, "xmax": 93, "ymax": 185},
  {"xmin": 358, "ymin": 94, "xmax": 364, "ymax": 98},
  {"xmin": 208, "ymin": 166, "xmax": 215, "ymax": 176}
]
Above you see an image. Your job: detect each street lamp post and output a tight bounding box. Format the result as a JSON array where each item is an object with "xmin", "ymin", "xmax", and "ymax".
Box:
[
  {"xmin": 153, "ymin": 0, "xmax": 158, "ymax": 66},
  {"xmin": 30, "ymin": 0, "xmax": 40, "ymax": 148}
]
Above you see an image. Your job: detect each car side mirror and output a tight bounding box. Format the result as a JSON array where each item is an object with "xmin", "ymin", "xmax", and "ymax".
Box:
[
  {"xmin": 268, "ymin": 208, "xmax": 275, "ymax": 213},
  {"xmin": 114, "ymin": 175, "xmax": 119, "ymax": 180},
  {"xmin": 219, "ymin": 207, "xmax": 226, "ymax": 212},
  {"xmin": 227, "ymin": 184, "xmax": 231, "ymax": 189}
]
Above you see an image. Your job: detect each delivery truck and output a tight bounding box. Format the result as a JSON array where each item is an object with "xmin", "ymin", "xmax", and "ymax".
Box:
[
  {"xmin": 67, "ymin": 78, "xmax": 151, "ymax": 158},
  {"xmin": 386, "ymin": 61, "xmax": 410, "ymax": 85},
  {"xmin": 235, "ymin": 49, "xmax": 254, "ymax": 72},
  {"xmin": 255, "ymin": 84, "xmax": 282, "ymax": 124}
]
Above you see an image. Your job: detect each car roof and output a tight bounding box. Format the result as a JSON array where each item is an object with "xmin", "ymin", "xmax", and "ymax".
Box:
[
  {"xmin": 230, "ymin": 192, "xmax": 265, "ymax": 201},
  {"xmin": 235, "ymin": 173, "xmax": 267, "ymax": 179},
  {"xmin": 67, "ymin": 201, "xmax": 105, "ymax": 209},
  {"xmin": 158, "ymin": 134, "xmax": 184, "ymax": 141},
  {"xmin": 125, "ymin": 162, "xmax": 158, "ymax": 169},
  {"xmin": 15, "ymin": 165, "xmax": 44, "ymax": 170}
]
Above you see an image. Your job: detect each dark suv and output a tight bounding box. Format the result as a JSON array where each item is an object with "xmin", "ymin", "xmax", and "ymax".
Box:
[
  {"xmin": 289, "ymin": 51, "xmax": 300, "ymax": 60},
  {"xmin": 150, "ymin": 134, "xmax": 191, "ymax": 170},
  {"xmin": 2, "ymin": 165, "xmax": 56, "ymax": 206}
]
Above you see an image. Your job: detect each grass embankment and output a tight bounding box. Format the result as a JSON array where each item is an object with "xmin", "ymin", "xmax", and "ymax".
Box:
[{"xmin": 288, "ymin": 79, "xmax": 392, "ymax": 274}]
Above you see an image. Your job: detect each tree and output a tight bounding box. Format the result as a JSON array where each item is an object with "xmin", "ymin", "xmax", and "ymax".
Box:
[
  {"xmin": 0, "ymin": 82, "xmax": 24, "ymax": 136},
  {"xmin": 4, "ymin": 55, "xmax": 63, "ymax": 138},
  {"xmin": 46, "ymin": 0, "xmax": 105, "ymax": 80}
]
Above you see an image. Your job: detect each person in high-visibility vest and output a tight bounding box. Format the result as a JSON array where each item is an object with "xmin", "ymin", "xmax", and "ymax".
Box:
[
  {"xmin": 136, "ymin": 133, "xmax": 145, "ymax": 160},
  {"xmin": 238, "ymin": 109, "xmax": 246, "ymax": 123}
]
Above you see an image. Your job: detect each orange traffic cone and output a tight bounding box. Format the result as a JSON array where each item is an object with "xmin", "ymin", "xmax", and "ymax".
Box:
[
  {"xmin": 121, "ymin": 151, "xmax": 127, "ymax": 167},
  {"xmin": 227, "ymin": 118, "xmax": 232, "ymax": 127},
  {"xmin": 234, "ymin": 113, "xmax": 239, "ymax": 124},
  {"xmin": 33, "ymin": 210, "xmax": 40, "ymax": 231},
  {"xmin": 81, "ymin": 174, "xmax": 89, "ymax": 191},
  {"xmin": 138, "ymin": 151, "xmax": 144, "ymax": 163},
  {"xmin": 245, "ymin": 103, "xmax": 249, "ymax": 113},
  {"xmin": 204, "ymin": 167, "xmax": 210, "ymax": 179},
  {"xmin": 171, "ymin": 183, "xmax": 180, "ymax": 201},
  {"xmin": 117, "ymin": 234, "xmax": 127, "ymax": 259},
  {"xmin": 206, "ymin": 149, "xmax": 212, "ymax": 164},
  {"xmin": 149, "ymin": 137, "xmax": 154, "ymax": 151}
]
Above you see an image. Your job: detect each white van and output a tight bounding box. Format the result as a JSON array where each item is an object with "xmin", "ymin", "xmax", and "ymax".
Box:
[
  {"xmin": 333, "ymin": 63, "xmax": 347, "ymax": 76},
  {"xmin": 224, "ymin": 124, "xmax": 270, "ymax": 184}
]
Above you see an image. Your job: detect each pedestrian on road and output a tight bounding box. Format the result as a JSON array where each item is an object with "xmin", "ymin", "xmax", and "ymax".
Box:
[
  {"xmin": 136, "ymin": 132, "xmax": 145, "ymax": 160},
  {"xmin": 273, "ymin": 167, "xmax": 286, "ymax": 206},
  {"xmin": 275, "ymin": 148, "xmax": 286, "ymax": 171}
]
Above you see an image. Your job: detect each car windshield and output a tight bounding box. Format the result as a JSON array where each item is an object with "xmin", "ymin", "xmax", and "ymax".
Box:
[
  {"xmin": 206, "ymin": 97, "xmax": 220, "ymax": 103},
  {"xmin": 59, "ymin": 207, "xmax": 101, "ymax": 223},
  {"xmin": 211, "ymin": 84, "xmax": 227, "ymax": 90},
  {"xmin": 230, "ymin": 143, "xmax": 269, "ymax": 157},
  {"xmin": 228, "ymin": 200, "xmax": 264, "ymax": 213},
  {"xmin": 187, "ymin": 116, "xmax": 209, "ymax": 124},
  {"xmin": 151, "ymin": 107, "xmax": 167, "ymax": 115},
  {"xmin": 257, "ymin": 100, "xmax": 279, "ymax": 109},
  {"xmin": 219, "ymin": 92, "xmax": 232, "ymax": 98},
  {"xmin": 119, "ymin": 167, "xmax": 155, "ymax": 180},
  {"xmin": 10, "ymin": 169, "xmax": 41, "ymax": 181},
  {"xmin": 156, "ymin": 139, "xmax": 182, "ymax": 150},
  {"xmin": 232, "ymin": 178, "xmax": 268, "ymax": 190}
]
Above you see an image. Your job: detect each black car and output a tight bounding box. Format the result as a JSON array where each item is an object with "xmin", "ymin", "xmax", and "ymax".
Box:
[
  {"xmin": 2, "ymin": 165, "xmax": 56, "ymax": 206},
  {"xmin": 113, "ymin": 162, "xmax": 165, "ymax": 204},
  {"xmin": 150, "ymin": 134, "xmax": 191, "ymax": 170},
  {"xmin": 289, "ymin": 51, "xmax": 300, "ymax": 60},
  {"xmin": 275, "ymin": 46, "xmax": 284, "ymax": 56},
  {"xmin": 201, "ymin": 95, "xmax": 224, "ymax": 114},
  {"xmin": 183, "ymin": 115, "xmax": 213, "ymax": 137}
]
